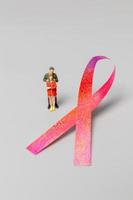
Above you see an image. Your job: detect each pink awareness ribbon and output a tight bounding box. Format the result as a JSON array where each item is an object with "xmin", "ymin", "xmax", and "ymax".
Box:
[{"xmin": 27, "ymin": 56, "xmax": 116, "ymax": 166}]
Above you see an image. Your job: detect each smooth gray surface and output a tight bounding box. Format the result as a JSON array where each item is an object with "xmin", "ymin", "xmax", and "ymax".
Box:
[{"xmin": 0, "ymin": 0, "xmax": 133, "ymax": 199}]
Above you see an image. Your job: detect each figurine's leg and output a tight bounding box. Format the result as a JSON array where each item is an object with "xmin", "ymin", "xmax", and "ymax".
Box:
[
  {"xmin": 48, "ymin": 97, "xmax": 50, "ymax": 109},
  {"xmin": 50, "ymin": 96, "xmax": 55, "ymax": 111},
  {"xmin": 55, "ymin": 96, "xmax": 59, "ymax": 108},
  {"xmin": 52, "ymin": 96, "xmax": 55, "ymax": 110},
  {"xmin": 49, "ymin": 96, "xmax": 53, "ymax": 111}
]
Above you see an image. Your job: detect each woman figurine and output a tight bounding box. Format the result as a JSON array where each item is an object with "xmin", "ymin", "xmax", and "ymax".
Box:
[{"xmin": 46, "ymin": 75, "xmax": 57, "ymax": 111}]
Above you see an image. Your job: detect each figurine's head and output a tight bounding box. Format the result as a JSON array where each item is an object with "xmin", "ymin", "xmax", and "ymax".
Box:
[{"xmin": 49, "ymin": 66, "xmax": 55, "ymax": 75}]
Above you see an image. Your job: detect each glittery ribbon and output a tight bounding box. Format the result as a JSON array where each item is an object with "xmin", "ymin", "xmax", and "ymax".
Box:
[{"xmin": 27, "ymin": 56, "xmax": 116, "ymax": 166}]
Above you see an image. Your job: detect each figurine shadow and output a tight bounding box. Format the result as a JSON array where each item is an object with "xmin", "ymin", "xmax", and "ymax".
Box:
[
  {"xmin": 57, "ymin": 93, "xmax": 71, "ymax": 107},
  {"xmin": 41, "ymin": 89, "xmax": 128, "ymax": 152}
]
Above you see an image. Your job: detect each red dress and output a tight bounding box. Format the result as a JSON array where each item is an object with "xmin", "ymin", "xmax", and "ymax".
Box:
[{"xmin": 46, "ymin": 81, "xmax": 57, "ymax": 96}]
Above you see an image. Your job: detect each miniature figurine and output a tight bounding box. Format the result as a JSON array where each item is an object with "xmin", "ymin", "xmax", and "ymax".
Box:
[{"xmin": 43, "ymin": 67, "xmax": 59, "ymax": 111}]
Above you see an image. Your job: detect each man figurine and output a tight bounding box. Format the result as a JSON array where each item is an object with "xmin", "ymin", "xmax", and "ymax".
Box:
[{"xmin": 43, "ymin": 67, "xmax": 59, "ymax": 109}]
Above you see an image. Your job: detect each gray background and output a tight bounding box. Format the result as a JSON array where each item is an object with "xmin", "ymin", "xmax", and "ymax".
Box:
[{"xmin": 0, "ymin": 0, "xmax": 133, "ymax": 199}]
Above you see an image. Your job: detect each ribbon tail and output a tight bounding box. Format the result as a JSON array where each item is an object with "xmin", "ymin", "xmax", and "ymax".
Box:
[
  {"xmin": 74, "ymin": 59, "xmax": 115, "ymax": 166},
  {"xmin": 27, "ymin": 108, "xmax": 76, "ymax": 154}
]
